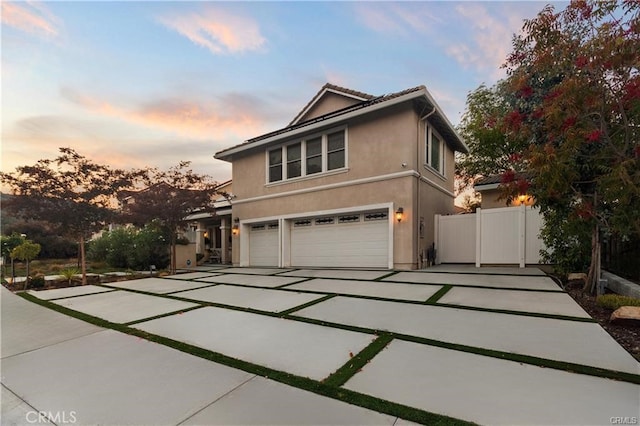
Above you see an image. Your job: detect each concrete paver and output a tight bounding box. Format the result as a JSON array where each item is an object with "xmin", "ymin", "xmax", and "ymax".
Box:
[
  {"xmin": 173, "ymin": 284, "xmax": 325, "ymax": 313},
  {"xmin": 1, "ymin": 287, "xmax": 101, "ymax": 358},
  {"xmin": 1, "ymin": 330, "xmax": 255, "ymax": 425},
  {"xmin": 438, "ymin": 287, "xmax": 591, "ymax": 318},
  {"xmin": 215, "ymin": 267, "xmax": 293, "ymax": 275},
  {"xmin": 280, "ymin": 269, "xmax": 392, "ymax": 280},
  {"xmin": 26, "ymin": 285, "xmax": 115, "ymax": 300},
  {"xmin": 2, "ymin": 384, "xmax": 53, "ymax": 426},
  {"xmin": 182, "ymin": 376, "xmax": 396, "ymax": 425},
  {"xmin": 386, "ymin": 271, "xmax": 561, "ymax": 290},
  {"xmin": 345, "ymin": 339, "xmax": 640, "ymax": 426},
  {"xmin": 104, "ymin": 277, "xmax": 214, "ymax": 294},
  {"xmin": 180, "ymin": 265, "xmax": 230, "ymax": 272},
  {"xmin": 287, "ymin": 278, "xmax": 442, "ymax": 301},
  {"xmin": 52, "ymin": 290, "xmax": 199, "ymax": 323},
  {"xmin": 295, "ymin": 296, "xmax": 640, "ymax": 374},
  {"xmin": 164, "ymin": 271, "xmax": 222, "ymax": 280},
  {"xmin": 425, "ymin": 265, "xmax": 548, "ymax": 275},
  {"xmin": 135, "ymin": 306, "xmax": 374, "ymax": 380},
  {"xmin": 195, "ymin": 273, "xmax": 304, "ymax": 288}
]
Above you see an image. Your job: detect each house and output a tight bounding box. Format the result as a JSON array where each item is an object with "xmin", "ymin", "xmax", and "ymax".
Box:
[
  {"xmin": 473, "ymin": 174, "xmax": 534, "ymax": 209},
  {"xmin": 214, "ymin": 83, "xmax": 468, "ymax": 269}
]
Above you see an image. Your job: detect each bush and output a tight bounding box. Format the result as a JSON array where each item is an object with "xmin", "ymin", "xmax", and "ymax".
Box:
[
  {"xmin": 29, "ymin": 275, "xmax": 45, "ymax": 289},
  {"xmin": 596, "ymin": 294, "xmax": 640, "ymax": 310},
  {"xmin": 88, "ymin": 225, "xmax": 169, "ymax": 270}
]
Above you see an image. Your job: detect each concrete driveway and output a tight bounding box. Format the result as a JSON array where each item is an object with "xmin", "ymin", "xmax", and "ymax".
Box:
[{"xmin": 2, "ymin": 265, "xmax": 639, "ymax": 425}]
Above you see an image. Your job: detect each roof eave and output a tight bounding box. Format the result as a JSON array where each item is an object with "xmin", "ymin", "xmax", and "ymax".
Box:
[{"xmin": 215, "ymin": 87, "xmax": 467, "ymax": 161}]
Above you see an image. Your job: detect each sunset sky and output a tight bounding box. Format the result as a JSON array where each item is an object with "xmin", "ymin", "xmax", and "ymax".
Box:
[{"xmin": 1, "ymin": 1, "xmax": 563, "ymax": 183}]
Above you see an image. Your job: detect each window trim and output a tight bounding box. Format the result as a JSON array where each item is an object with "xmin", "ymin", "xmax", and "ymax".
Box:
[
  {"xmin": 266, "ymin": 126, "xmax": 348, "ymax": 184},
  {"xmin": 425, "ymin": 124, "xmax": 445, "ymax": 177}
]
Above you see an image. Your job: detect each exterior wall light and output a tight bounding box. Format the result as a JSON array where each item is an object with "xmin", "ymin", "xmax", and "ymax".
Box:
[
  {"xmin": 395, "ymin": 207, "xmax": 404, "ymax": 222},
  {"xmin": 232, "ymin": 218, "xmax": 239, "ymax": 235}
]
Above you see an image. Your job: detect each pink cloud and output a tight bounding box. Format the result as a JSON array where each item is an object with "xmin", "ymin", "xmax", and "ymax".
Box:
[
  {"xmin": 1, "ymin": 1, "xmax": 60, "ymax": 37},
  {"xmin": 60, "ymin": 87, "xmax": 269, "ymax": 140},
  {"xmin": 157, "ymin": 7, "xmax": 266, "ymax": 55}
]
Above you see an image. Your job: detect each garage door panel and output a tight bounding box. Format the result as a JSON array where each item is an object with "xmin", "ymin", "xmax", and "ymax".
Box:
[
  {"xmin": 249, "ymin": 223, "xmax": 279, "ymax": 267},
  {"xmin": 291, "ymin": 212, "xmax": 389, "ymax": 268}
]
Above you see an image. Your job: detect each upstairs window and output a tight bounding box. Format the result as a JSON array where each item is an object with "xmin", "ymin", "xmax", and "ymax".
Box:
[
  {"xmin": 267, "ymin": 128, "xmax": 347, "ymax": 183},
  {"xmin": 426, "ymin": 125, "xmax": 444, "ymax": 175},
  {"xmin": 306, "ymin": 137, "xmax": 322, "ymax": 175},
  {"xmin": 268, "ymin": 148, "xmax": 282, "ymax": 182},
  {"xmin": 327, "ymin": 131, "xmax": 345, "ymax": 170},
  {"xmin": 287, "ymin": 142, "xmax": 302, "ymax": 178}
]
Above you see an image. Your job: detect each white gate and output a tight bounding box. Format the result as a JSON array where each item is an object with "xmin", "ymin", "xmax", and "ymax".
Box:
[{"xmin": 435, "ymin": 205, "xmax": 545, "ymax": 267}]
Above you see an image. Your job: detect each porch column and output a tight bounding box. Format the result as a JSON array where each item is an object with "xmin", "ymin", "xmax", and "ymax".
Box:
[
  {"xmin": 195, "ymin": 226, "xmax": 206, "ymax": 255},
  {"xmin": 220, "ymin": 217, "xmax": 230, "ymax": 264}
]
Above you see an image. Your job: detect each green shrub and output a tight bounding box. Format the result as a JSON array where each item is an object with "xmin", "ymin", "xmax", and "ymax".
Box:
[
  {"xmin": 88, "ymin": 225, "xmax": 169, "ymax": 270},
  {"xmin": 596, "ymin": 294, "xmax": 640, "ymax": 310},
  {"xmin": 29, "ymin": 275, "xmax": 45, "ymax": 289}
]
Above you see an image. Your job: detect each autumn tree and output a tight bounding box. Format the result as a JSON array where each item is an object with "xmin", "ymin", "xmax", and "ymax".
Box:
[
  {"xmin": 0, "ymin": 148, "xmax": 135, "ymax": 284},
  {"xmin": 498, "ymin": 0, "xmax": 640, "ymax": 293},
  {"xmin": 122, "ymin": 162, "xmax": 219, "ymax": 274}
]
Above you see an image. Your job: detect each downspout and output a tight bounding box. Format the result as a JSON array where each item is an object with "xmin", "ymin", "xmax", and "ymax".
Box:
[{"xmin": 417, "ymin": 105, "xmax": 436, "ymax": 268}]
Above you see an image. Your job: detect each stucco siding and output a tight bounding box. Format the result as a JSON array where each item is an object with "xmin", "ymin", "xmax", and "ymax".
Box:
[
  {"xmin": 231, "ymin": 175, "xmax": 416, "ymax": 268},
  {"xmin": 231, "ymin": 103, "xmax": 418, "ymax": 200}
]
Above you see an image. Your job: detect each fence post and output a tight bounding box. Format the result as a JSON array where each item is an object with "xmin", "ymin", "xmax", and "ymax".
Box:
[
  {"xmin": 434, "ymin": 214, "xmax": 441, "ymax": 265},
  {"xmin": 519, "ymin": 204, "xmax": 526, "ymax": 268},
  {"xmin": 475, "ymin": 208, "xmax": 482, "ymax": 267}
]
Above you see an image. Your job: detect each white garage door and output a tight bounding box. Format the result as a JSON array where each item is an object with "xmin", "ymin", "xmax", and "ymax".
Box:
[
  {"xmin": 291, "ymin": 211, "xmax": 389, "ymax": 268},
  {"xmin": 249, "ymin": 222, "xmax": 279, "ymax": 266}
]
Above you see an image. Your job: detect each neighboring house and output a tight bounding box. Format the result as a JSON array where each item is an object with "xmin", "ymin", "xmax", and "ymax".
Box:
[
  {"xmin": 214, "ymin": 83, "xmax": 468, "ymax": 269},
  {"xmin": 474, "ymin": 174, "xmax": 534, "ymax": 209}
]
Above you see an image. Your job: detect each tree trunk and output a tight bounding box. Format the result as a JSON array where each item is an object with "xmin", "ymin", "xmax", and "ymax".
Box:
[
  {"xmin": 170, "ymin": 235, "xmax": 177, "ymax": 275},
  {"xmin": 11, "ymin": 257, "xmax": 15, "ymax": 283},
  {"xmin": 80, "ymin": 236, "xmax": 87, "ymax": 285},
  {"xmin": 23, "ymin": 260, "xmax": 30, "ymax": 291},
  {"xmin": 584, "ymin": 224, "xmax": 601, "ymax": 294}
]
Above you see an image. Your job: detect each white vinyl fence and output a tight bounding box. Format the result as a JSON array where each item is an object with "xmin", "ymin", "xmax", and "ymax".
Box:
[{"xmin": 434, "ymin": 205, "xmax": 545, "ymax": 267}]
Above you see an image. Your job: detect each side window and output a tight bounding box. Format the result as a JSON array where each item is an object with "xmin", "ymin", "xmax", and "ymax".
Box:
[{"xmin": 426, "ymin": 126, "xmax": 444, "ymax": 175}]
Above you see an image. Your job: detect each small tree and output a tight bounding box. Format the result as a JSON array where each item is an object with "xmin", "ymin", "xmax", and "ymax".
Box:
[
  {"xmin": 1, "ymin": 233, "xmax": 25, "ymax": 281},
  {"xmin": 122, "ymin": 162, "xmax": 219, "ymax": 274},
  {"xmin": 11, "ymin": 240, "xmax": 41, "ymax": 290},
  {"xmin": 0, "ymin": 148, "xmax": 135, "ymax": 284}
]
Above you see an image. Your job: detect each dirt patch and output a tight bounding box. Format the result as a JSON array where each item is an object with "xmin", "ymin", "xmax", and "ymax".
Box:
[{"xmin": 565, "ymin": 280, "xmax": 640, "ymax": 362}]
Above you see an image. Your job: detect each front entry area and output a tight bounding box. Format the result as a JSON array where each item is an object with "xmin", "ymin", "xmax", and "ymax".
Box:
[{"xmin": 243, "ymin": 205, "xmax": 393, "ymax": 269}]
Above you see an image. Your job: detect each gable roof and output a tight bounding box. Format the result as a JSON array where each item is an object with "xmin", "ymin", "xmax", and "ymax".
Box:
[
  {"xmin": 289, "ymin": 83, "xmax": 376, "ymax": 126},
  {"xmin": 215, "ymin": 84, "xmax": 468, "ymax": 161}
]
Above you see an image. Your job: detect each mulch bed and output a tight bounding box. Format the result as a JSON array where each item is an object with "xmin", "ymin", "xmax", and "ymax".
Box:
[{"xmin": 565, "ymin": 280, "xmax": 640, "ymax": 362}]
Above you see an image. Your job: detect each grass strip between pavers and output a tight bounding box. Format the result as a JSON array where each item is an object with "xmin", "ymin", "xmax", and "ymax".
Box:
[
  {"xmin": 278, "ymin": 294, "xmax": 336, "ymax": 316},
  {"xmin": 323, "ymin": 333, "xmax": 394, "ymax": 387},
  {"xmin": 40, "ymin": 283, "xmax": 627, "ymax": 382},
  {"xmin": 124, "ymin": 305, "xmax": 205, "ymax": 326},
  {"xmin": 16, "ymin": 292, "xmax": 473, "ymax": 426},
  {"xmin": 425, "ymin": 285, "xmax": 452, "ymax": 303},
  {"xmin": 287, "ymin": 314, "xmax": 640, "ymax": 385}
]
